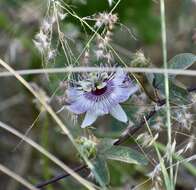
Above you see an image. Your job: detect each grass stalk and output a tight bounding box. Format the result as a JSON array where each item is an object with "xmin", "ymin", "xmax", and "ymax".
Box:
[
  {"xmin": 0, "ymin": 57, "xmax": 99, "ymax": 190},
  {"xmin": 160, "ymin": 0, "xmax": 174, "ymax": 188},
  {"xmin": 0, "ymin": 121, "xmax": 97, "ymax": 189},
  {"xmin": 1, "ymin": 67, "xmax": 196, "ymax": 77},
  {"xmin": 0, "ymin": 164, "xmax": 39, "ymax": 190}
]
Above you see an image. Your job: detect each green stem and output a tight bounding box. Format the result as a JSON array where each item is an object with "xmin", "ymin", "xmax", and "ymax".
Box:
[
  {"xmin": 160, "ymin": 0, "xmax": 174, "ymax": 189},
  {"xmin": 156, "ymin": 142, "xmax": 196, "ymax": 176}
]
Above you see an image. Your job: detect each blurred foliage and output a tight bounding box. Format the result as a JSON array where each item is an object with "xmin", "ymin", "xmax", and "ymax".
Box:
[{"xmin": 66, "ymin": 0, "xmax": 160, "ymax": 43}]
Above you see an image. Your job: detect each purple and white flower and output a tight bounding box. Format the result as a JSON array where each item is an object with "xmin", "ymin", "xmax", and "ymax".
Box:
[{"xmin": 65, "ymin": 69, "xmax": 139, "ymax": 128}]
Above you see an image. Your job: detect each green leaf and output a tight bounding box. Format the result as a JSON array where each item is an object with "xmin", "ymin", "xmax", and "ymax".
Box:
[
  {"xmin": 131, "ymin": 54, "xmax": 195, "ymax": 104},
  {"xmin": 104, "ymin": 146, "xmax": 148, "ymax": 165},
  {"xmin": 168, "ymin": 53, "xmax": 196, "ymax": 69},
  {"xmin": 168, "ymin": 82, "xmax": 190, "ymax": 105},
  {"xmin": 168, "ymin": 53, "xmax": 196, "ymax": 79},
  {"xmin": 97, "ymin": 138, "xmax": 114, "ymax": 154},
  {"xmin": 93, "ymin": 156, "xmax": 110, "ymax": 186},
  {"xmin": 152, "ymin": 53, "xmax": 195, "ymax": 105},
  {"xmin": 154, "ymin": 53, "xmax": 196, "ymax": 89},
  {"xmin": 154, "ymin": 73, "xmax": 190, "ymax": 105}
]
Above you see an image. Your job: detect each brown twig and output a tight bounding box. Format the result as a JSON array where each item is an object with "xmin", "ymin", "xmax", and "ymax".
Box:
[{"xmin": 36, "ymin": 165, "xmax": 87, "ymax": 188}]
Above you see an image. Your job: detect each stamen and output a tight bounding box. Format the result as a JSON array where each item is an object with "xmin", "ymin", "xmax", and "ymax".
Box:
[{"xmin": 91, "ymin": 86, "xmax": 107, "ymax": 96}]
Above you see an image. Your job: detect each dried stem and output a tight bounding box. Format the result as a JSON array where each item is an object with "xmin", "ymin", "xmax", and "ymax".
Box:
[
  {"xmin": 1, "ymin": 67, "xmax": 196, "ymax": 77},
  {"xmin": 36, "ymin": 165, "xmax": 87, "ymax": 188}
]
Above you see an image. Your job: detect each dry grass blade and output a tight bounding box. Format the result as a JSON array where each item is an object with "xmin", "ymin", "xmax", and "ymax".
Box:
[
  {"xmin": 0, "ymin": 67, "xmax": 196, "ymax": 77},
  {"xmin": 0, "ymin": 163, "xmax": 39, "ymax": 190},
  {"xmin": 0, "ymin": 58, "xmax": 98, "ymax": 190},
  {"xmin": 0, "ymin": 121, "xmax": 96, "ymax": 189}
]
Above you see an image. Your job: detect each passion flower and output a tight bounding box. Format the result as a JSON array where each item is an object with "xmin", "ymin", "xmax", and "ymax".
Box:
[{"xmin": 66, "ymin": 69, "xmax": 139, "ymax": 128}]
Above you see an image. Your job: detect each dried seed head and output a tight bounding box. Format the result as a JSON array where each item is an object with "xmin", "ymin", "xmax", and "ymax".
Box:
[
  {"xmin": 57, "ymin": 96, "xmax": 68, "ymax": 105},
  {"xmin": 58, "ymin": 12, "xmax": 67, "ymax": 20},
  {"xmin": 148, "ymin": 164, "xmax": 163, "ymax": 190},
  {"xmin": 131, "ymin": 50, "xmax": 150, "ymax": 67},
  {"xmin": 151, "ymin": 116, "xmax": 163, "ymax": 131},
  {"xmin": 41, "ymin": 16, "xmax": 56, "ymax": 33},
  {"xmin": 137, "ymin": 132, "xmax": 158, "ymax": 147},
  {"xmin": 190, "ymin": 92, "xmax": 196, "ymax": 103},
  {"xmin": 47, "ymin": 49, "xmax": 57, "ymax": 61},
  {"xmin": 95, "ymin": 12, "xmax": 118, "ymax": 29},
  {"xmin": 148, "ymin": 164, "xmax": 161, "ymax": 180},
  {"xmin": 33, "ymin": 30, "xmax": 49, "ymax": 53},
  {"xmin": 174, "ymin": 107, "xmax": 193, "ymax": 129},
  {"xmin": 95, "ymin": 49, "xmax": 104, "ymax": 60},
  {"xmin": 59, "ymin": 81, "xmax": 68, "ymax": 90},
  {"xmin": 185, "ymin": 135, "xmax": 195, "ymax": 152}
]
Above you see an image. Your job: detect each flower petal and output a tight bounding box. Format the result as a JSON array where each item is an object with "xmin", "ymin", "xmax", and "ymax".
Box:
[
  {"xmin": 66, "ymin": 88, "xmax": 93, "ymax": 114},
  {"xmin": 109, "ymin": 81, "xmax": 139, "ymax": 104},
  {"xmin": 127, "ymin": 84, "xmax": 139, "ymax": 97},
  {"xmin": 112, "ymin": 68, "xmax": 126, "ymax": 85},
  {"xmin": 81, "ymin": 111, "xmax": 98, "ymax": 128},
  {"xmin": 66, "ymin": 96, "xmax": 92, "ymax": 114},
  {"xmin": 66, "ymin": 87, "xmax": 83, "ymax": 101},
  {"xmin": 110, "ymin": 104, "xmax": 128, "ymax": 123},
  {"xmin": 117, "ymin": 84, "xmax": 139, "ymax": 103}
]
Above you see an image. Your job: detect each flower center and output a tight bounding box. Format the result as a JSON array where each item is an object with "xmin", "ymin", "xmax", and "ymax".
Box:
[{"xmin": 91, "ymin": 86, "xmax": 107, "ymax": 96}]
